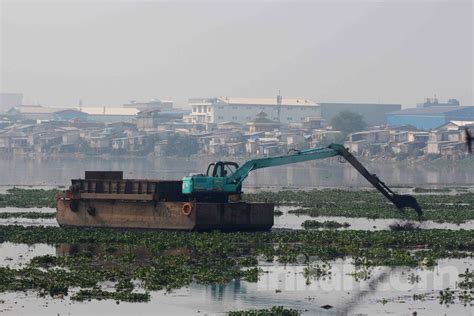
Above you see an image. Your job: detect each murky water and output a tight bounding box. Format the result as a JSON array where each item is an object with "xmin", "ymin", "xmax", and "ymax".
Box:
[
  {"xmin": 0, "ymin": 241, "xmax": 472, "ymax": 315},
  {"xmin": 0, "ymin": 156, "xmax": 473, "ymax": 188},
  {"xmin": 273, "ymin": 206, "xmax": 474, "ymax": 231}
]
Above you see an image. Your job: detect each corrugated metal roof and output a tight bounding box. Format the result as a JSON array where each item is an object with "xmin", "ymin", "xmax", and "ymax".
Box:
[
  {"xmin": 218, "ymin": 97, "xmax": 317, "ymax": 106},
  {"xmin": 9, "ymin": 106, "xmax": 71, "ymax": 114},
  {"xmin": 388, "ymin": 106, "xmax": 473, "ymax": 115},
  {"xmin": 80, "ymin": 107, "xmax": 138, "ymax": 116}
]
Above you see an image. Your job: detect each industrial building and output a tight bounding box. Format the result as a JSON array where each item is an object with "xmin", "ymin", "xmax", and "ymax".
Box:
[
  {"xmin": 79, "ymin": 107, "xmax": 139, "ymax": 123},
  {"xmin": 7, "ymin": 106, "xmax": 71, "ymax": 121},
  {"xmin": 319, "ymin": 102, "xmax": 401, "ymax": 126},
  {"xmin": 186, "ymin": 96, "xmax": 320, "ymax": 125},
  {"xmin": 386, "ymin": 106, "xmax": 474, "ymax": 130},
  {"xmin": 123, "ymin": 99, "xmax": 173, "ymax": 111}
]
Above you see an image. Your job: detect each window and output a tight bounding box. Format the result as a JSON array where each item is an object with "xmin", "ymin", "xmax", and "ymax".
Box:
[
  {"xmin": 193, "ymin": 107, "xmax": 197, "ymax": 113},
  {"xmin": 287, "ymin": 117, "xmax": 293, "ymax": 121},
  {"xmin": 218, "ymin": 116, "xmax": 224, "ymax": 119},
  {"xmin": 232, "ymin": 106, "xmax": 238, "ymax": 110},
  {"xmin": 232, "ymin": 116, "xmax": 238, "ymax": 120},
  {"xmin": 198, "ymin": 106, "xmax": 202, "ymax": 113},
  {"xmin": 247, "ymin": 106, "xmax": 251, "ymax": 110},
  {"xmin": 218, "ymin": 106, "xmax": 224, "ymax": 110},
  {"xmin": 246, "ymin": 116, "xmax": 251, "ymax": 120}
]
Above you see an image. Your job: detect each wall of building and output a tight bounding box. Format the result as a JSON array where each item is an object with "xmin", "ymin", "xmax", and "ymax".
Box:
[
  {"xmin": 446, "ymin": 107, "xmax": 474, "ymax": 121},
  {"xmin": 87, "ymin": 115, "xmax": 136, "ymax": 123},
  {"xmin": 210, "ymin": 101, "xmax": 320, "ymax": 125},
  {"xmin": 387, "ymin": 107, "xmax": 474, "ymax": 130},
  {"xmin": 320, "ymin": 103, "xmax": 401, "ymax": 126},
  {"xmin": 386, "ymin": 114, "xmax": 446, "ymax": 130}
]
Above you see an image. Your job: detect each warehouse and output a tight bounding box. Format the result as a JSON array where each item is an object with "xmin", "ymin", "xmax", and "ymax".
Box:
[{"xmin": 386, "ymin": 106, "xmax": 474, "ymax": 130}]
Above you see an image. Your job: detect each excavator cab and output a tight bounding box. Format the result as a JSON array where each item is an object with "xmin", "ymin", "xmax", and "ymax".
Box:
[{"xmin": 206, "ymin": 162, "xmax": 239, "ymax": 178}]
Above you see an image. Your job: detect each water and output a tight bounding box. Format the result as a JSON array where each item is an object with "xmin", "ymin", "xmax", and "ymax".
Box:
[
  {"xmin": 0, "ymin": 241, "xmax": 472, "ymax": 315},
  {"xmin": 0, "ymin": 156, "xmax": 473, "ymax": 188},
  {"xmin": 273, "ymin": 206, "xmax": 474, "ymax": 231}
]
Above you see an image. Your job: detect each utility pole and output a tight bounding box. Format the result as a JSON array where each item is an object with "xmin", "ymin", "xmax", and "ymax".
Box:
[{"xmin": 277, "ymin": 90, "xmax": 282, "ymax": 124}]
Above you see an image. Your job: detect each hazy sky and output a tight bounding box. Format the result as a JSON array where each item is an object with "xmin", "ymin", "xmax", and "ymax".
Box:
[{"xmin": 1, "ymin": 0, "xmax": 472, "ymax": 108}]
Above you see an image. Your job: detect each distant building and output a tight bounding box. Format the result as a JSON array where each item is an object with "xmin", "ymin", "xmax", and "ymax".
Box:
[
  {"xmin": 136, "ymin": 109, "xmax": 189, "ymax": 131},
  {"xmin": 123, "ymin": 99, "xmax": 173, "ymax": 111},
  {"xmin": 54, "ymin": 109, "xmax": 88, "ymax": 121},
  {"xmin": 386, "ymin": 106, "xmax": 474, "ymax": 130},
  {"xmin": 79, "ymin": 107, "xmax": 139, "ymax": 123},
  {"xmin": 416, "ymin": 98, "xmax": 460, "ymax": 109},
  {"xmin": 186, "ymin": 96, "xmax": 320, "ymax": 125},
  {"xmin": 0, "ymin": 93, "xmax": 23, "ymax": 113},
  {"xmin": 246, "ymin": 111, "xmax": 280, "ymax": 133},
  {"xmin": 6, "ymin": 106, "xmax": 71, "ymax": 121},
  {"xmin": 319, "ymin": 102, "xmax": 401, "ymax": 126}
]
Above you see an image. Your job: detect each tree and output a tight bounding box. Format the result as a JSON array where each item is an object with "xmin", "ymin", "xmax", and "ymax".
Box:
[
  {"xmin": 330, "ymin": 111, "xmax": 367, "ymax": 135},
  {"xmin": 164, "ymin": 134, "xmax": 199, "ymax": 157}
]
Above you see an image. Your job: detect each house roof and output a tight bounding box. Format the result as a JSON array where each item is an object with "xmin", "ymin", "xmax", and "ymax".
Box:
[
  {"xmin": 8, "ymin": 106, "xmax": 71, "ymax": 114},
  {"xmin": 80, "ymin": 107, "xmax": 139, "ymax": 116},
  {"xmin": 217, "ymin": 121, "xmax": 242, "ymax": 126},
  {"xmin": 217, "ymin": 97, "xmax": 317, "ymax": 107},
  {"xmin": 388, "ymin": 106, "xmax": 473, "ymax": 116}
]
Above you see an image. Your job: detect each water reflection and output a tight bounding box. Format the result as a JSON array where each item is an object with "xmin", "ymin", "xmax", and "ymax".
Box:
[{"xmin": 0, "ymin": 156, "xmax": 473, "ymax": 188}]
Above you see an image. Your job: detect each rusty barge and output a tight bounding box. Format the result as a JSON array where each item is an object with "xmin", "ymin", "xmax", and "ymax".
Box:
[{"xmin": 56, "ymin": 171, "xmax": 274, "ymax": 231}]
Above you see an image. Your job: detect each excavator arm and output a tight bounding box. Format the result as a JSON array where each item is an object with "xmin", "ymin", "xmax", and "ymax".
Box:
[
  {"xmin": 328, "ymin": 144, "xmax": 422, "ymax": 216},
  {"xmin": 182, "ymin": 143, "xmax": 422, "ymax": 216}
]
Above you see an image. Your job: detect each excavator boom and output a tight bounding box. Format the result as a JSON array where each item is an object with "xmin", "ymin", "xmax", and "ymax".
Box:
[{"xmin": 182, "ymin": 143, "xmax": 422, "ymax": 215}]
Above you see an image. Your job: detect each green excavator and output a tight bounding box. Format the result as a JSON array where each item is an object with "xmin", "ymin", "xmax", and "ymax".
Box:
[{"xmin": 182, "ymin": 143, "xmax": 422, "ymax": 216}]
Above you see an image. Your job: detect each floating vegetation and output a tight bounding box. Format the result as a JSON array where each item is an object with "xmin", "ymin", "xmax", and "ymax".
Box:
[
  {"xmin": 0, "ymin": 226, "xmax": 471, "ymax": 301},
  {"xmin": 438, "ymin": 288, "xmax": 456, "ymax": 305},
  {"xmin": 408, "ymin": 273, "xmax": 421, "ymax": 284},
  {"xmin": 0, "ymin": 188, "xmax": 57, "ymax": 208},
  {"xmin": 228, "ymin": 306, "xmax": 300, "ymax": 316},
  {"xmin": 301, "ymin": 220, "xmax": 350, "ymax": 230},
  {"xmin": 389, "ymin": 221, "xmax": 419, "ymax": 231},
  {"xmin": 245, "ymin": 189, "xmax": 474, "ymax": 223},
  {"xmin": 458, "ymin": 269, "xmax": 474, "ymax": 290},
  {"xmin": 72, "ymin": 289, "xmax": 150, "ymax": 302},
  {"xmin": 347, "ymin": 265, "xmax": 372, "ymax": 281},
  {"xmin": 413, "ymin": 187, "xmax": 451, "ymax": 193},
  {"xmin": 0, "ymin": 212, "xmax": 56, "ymax": 219},
  {"xmin": 303, "ymin": 262, "xmax": 332, "ymax": 281},
  {"xmin": 274, "ymin": 210, "xmax": 284, "ymax": 217}
]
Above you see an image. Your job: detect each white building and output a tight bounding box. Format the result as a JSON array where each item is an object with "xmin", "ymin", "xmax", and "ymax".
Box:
[{"xmin": 185, "ymin": 97, "xmax": 320, "ymax": 125}]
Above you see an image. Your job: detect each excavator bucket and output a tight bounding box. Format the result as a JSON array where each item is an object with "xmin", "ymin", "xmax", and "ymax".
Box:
[{"xmin": 391, "ymin": 194, "xmax": 423, "ymax": 217}]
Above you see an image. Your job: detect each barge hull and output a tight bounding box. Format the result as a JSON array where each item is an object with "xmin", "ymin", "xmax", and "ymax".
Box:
[{"xmin": 56, "ymin": 199, "xmax": 274, "ymax": 231}]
